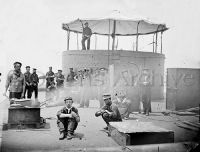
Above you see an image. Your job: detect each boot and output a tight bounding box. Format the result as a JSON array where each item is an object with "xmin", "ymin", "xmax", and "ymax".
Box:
[{"xmin": 59, "ymin": 132, "xmax": 65, "ymax": 140}]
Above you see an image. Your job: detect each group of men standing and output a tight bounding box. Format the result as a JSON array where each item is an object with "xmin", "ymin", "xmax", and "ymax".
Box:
[{"xmin": 3, "ymin": 62, "xmax": 39, "ymax": 100}]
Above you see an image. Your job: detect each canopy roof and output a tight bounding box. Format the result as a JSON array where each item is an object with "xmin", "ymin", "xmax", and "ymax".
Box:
[{"xmin": 63, "ymin": 11, "xmax": 168, "ymax": 36}]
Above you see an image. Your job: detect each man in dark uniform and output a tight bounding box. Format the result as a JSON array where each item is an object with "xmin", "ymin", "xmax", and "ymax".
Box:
[
  {"xmin": 57, "ymin": 97, "xmax": 80, "ymax": 140},
  {"xmin": 66, "ymin": 68, "xmax": 75, "ymax": 86},
  {"xmin": 139, "ymin": 69, "xmax": 152, "ymax": 116},
  {"xmin": 3, "ymin": 62, "xmax": 25, "ymax": 100},
  {"xmin": 95, "ymin": 93, "xmax": 122, "ymax": 130},
  {"xmin": 56, "ymin": 70, "xmax": 65, "ymax": 88},
  {"xmin": 56, "ymin": 70, "xmax": 65, "ymax": 100},
  {"xmin": 46, "ymin": 66, "xmax": 55, "ymax": 89},
  {"xmin": 81, "ymin": 22, "xmax": 92, "ymax": 50},
  {"xmin": 23, "ymin": 66, "xmax": 32, "ymax": 98},
  {"xmin": 30, "ymin": 68, "xmax": 39, "ymax": 100}
]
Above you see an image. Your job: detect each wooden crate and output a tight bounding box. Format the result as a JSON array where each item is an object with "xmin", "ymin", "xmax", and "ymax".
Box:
[
  {"xmin": 8, "ymin": 107, "xmax": 41, "ymax": 129},
  {"xmin": 109, "ymin": 121, "xmax": 174, "ymax": 146}
]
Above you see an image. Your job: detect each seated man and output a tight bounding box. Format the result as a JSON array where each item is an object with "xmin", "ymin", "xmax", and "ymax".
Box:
[
  {"xmin": 95, "ymin": 93, "xmax": 122, "ymax": 130},
  {"xmin": 57, "ymin": 97, "xmax": 80, "ymax": 140},
  {"xmin": 113, "ymin": 93, "xmax": 132, "ymax": 120}
]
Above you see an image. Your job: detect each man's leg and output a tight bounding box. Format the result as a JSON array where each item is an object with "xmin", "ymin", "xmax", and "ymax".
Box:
[
  {"xmin": 57, "ymin": 118, "xmax": 68, "ymax": 140},
  {"xmin": 81, "ymin": 37, "xmax": 87, "ymax": 50},
  {"xmin": 24, "ymin": 85, "xmax": 27, "ymax": 98},
  {"xmin": 35, "ymin": 86, "xmax": 38, "ymax": 99},
  {"xmin": 27, "ymin": 86, "xmax": 32, "ymax": 99},
  {"xmin": 87, "ymin": 38, "xmax": 90, "ymax": 50},
  {"xmin": 67, "ymin": 120, "xmax": 77, "ymax": 139}
]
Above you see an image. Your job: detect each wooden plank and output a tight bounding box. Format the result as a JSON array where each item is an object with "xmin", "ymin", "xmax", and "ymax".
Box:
[{"xmin": 110, "ymin": 121, "xmax": 173, "ymax": 133}]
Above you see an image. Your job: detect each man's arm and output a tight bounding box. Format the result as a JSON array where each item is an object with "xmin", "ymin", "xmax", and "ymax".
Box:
[
  {"xmin": 71, "ymin": 108, "xmax": 80, "ymax": 122},
  {"xmin": 3, "ymin": 71, "xmax": 11, "ymax": 96},
  {"xmin": 57, "ymin": 108, "xmax": 72, "ymax": 118},
  {"xmin": 21, "ymin": 74, "xmax": 26, "ymax": 98},
  {"xmin": 95, "ymin": 106, "xmax": 106, "ymax": 117}
]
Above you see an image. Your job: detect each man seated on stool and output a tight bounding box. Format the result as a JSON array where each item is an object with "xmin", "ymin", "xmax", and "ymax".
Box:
[
  {"xmin": 57, "ymin": 97, "xmax": 80, "ymax": 140},
  {"xmin": 95, "ymin": 93, "xmax": 122, "ymax": 130}
]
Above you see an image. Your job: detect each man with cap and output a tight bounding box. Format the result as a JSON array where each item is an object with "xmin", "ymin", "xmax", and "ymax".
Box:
[
  {"xmin": 66, "ymin": 68, "xmax": 76, "ymax": 86},
  {"xmin": 23, "ymin": 66, "xmax": 32, "ymax": 98},
  {"xmin": 56, "ymin": 70, "xmax": 65, "ymax": 88},
  {"xmin": 30, "ymin": 68, "xmax": 39, "ymax": 100},
  {"xmin": 95, "ymin": 93, "xmax": 122, "ymax": 130},
  {"xmin": 81, "ymin": 22, "xmax": 92, "ymax": 50},
  {"xmin": 138, "ymin": 68, "xmax": 152, "ymax": 116},
  {"xmin": 3, "ymin": 62, "xmax": 25, "ymax": 100},
  {"xmin": 57, "ymin": 97, "xmax": 80, "ymax": 140},
  {"xmin": 56, "ymin": 70, "xmax": 65, "ymax": 100},
  {"xmin": 46, "ymin": 66, "xmax": 55, "ymax": 89}
]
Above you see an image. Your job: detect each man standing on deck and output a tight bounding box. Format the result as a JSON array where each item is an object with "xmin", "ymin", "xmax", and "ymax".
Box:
[
  {"xmin": 56, "ymin": 70, "xmax": 65, "ymax": 100},
  {"xmin": 23, "ymin": 66, "xmax": 32, "ymax": 99},
  {"xmin": 46, "ymin": 66, "xmax": 55, "ymax": 89},
  {"xmin": 3, "ymin": 62, "xmax": 25, "ymax": 100},
  {"xmin": 138, "ymin": 69, "xmax": 152, "ymax": 116},
  {"xmin": 30, "ymin": 68, "xmax": 39, "ymax": 100},
  {"xmin": 81, "ymin": 22, "xmax": 92, "ymax": 50}
]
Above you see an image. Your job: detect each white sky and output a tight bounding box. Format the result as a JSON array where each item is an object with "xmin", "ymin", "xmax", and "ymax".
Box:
[{"xmin": 0, "ymin": 0, "xmax": 200, "ymax": 75}]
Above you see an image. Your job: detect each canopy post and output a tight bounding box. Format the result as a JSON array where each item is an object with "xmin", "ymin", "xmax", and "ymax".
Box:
[
  {"xmin": 155, "ymin": 32, "xmax": 158, "ymax": 53},
  {"xmin": 108, "ymin": 19, "xmax": 111, "ymax": 50},
  {"xmin": 112, "ymin": 20, "xmax": 116, "ymax": 50},
  {"xmin": 153, "ymin": 33, "xmax": 155, "ymax": 53},
  {"xmin": 136, "ymin": 21, "xmax": 141, "ymax": 51},
  {"xmin": 76, "ymin": 32, "xmax": 79, "ymax": 50},
  {"xmin": 155, "ymin": 24, "xmax": 161, "ymax": 53},
  {"xmin": 67, "ymin": 31, "xmax": 70, "ymax": 50}
]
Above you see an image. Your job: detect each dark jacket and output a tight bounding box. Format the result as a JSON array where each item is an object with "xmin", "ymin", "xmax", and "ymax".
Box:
[{"xmin": 30, "ymin": 73, "xmax": 39, "ymax": 86}]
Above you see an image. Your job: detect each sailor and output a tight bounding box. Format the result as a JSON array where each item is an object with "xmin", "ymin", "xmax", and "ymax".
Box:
[
  {"xmin": 81, "ymin": 22, "xmax": 92, "ymax": 50},
  {"xmin": 56, "ymin": 70, "xmax": 65, "ymax": 100},
  {"xmin": 30, "ymin": 68, "xmax": 39, "ymax": 100},
  {"xmin": 95, "ymin": 93, "xmax": 122, "ymax": 130},
  {"xmin": 56, "ymin": 70, "xmax": 65, "ymax": 88},
  {"xmin": 138, "ymin": 69, "xmax": 152, "ymax": 116},
  {"xmin": 66, "ymin": 68, "xmax": 76, "ymax": 86},
  {"xmin": 46, "ymin": 66, "xmax": 55, "ymax": 89},
  {"xmin": 23, "ymin": 66, "xmax": 32, "ymax": 98},
  {"xmin": 3, "ymin": 62, "xmax": 25, "ymax": 100},
  {"xmin": 57, "ymin": 97, "xmax": 80, "ymax": 140}
]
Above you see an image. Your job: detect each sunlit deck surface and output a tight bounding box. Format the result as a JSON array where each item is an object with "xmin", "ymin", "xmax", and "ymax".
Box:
[{"xmin": 0, "ymin": 94, "xmax": 198, "ymax": 152}]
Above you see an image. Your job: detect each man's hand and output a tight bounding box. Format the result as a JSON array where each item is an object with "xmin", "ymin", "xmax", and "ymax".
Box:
[
  {"xmin": 100, "ymin": 109, "xmax": 105, "ymax": 113},
  {"xmin": 71, "ymin": 111, "xmax": 77, "ymax": 118}
]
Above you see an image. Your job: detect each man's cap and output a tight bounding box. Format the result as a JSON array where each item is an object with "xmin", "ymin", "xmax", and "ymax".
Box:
[
  {"xmin": 14, "ymin": 62, "xmax": 22, "ymax": 66},
  {"xmin": 33, "ymin": 68, "xmax": 37, "ymax": 70},
  {"xmin": 84, "ymin": 22, "xmax": 88, "ymax": 25},
  {"xmin": 58, "ymin": 70, "xmax": 62, "ymax": 72},
  {"xmin": 64, "ymin": 96, "xmax": 73, "ymax": 101},
  {"xmin": 102, "ymin": 93, "xmax": 111, "ymax": 100},
  {"xmin": 26, "ymin": 66, "xmax": 30, "ymax": 68},
  {"xmin": 49, "ymin": 66, "xmax": 52, "ymax": 68}
]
